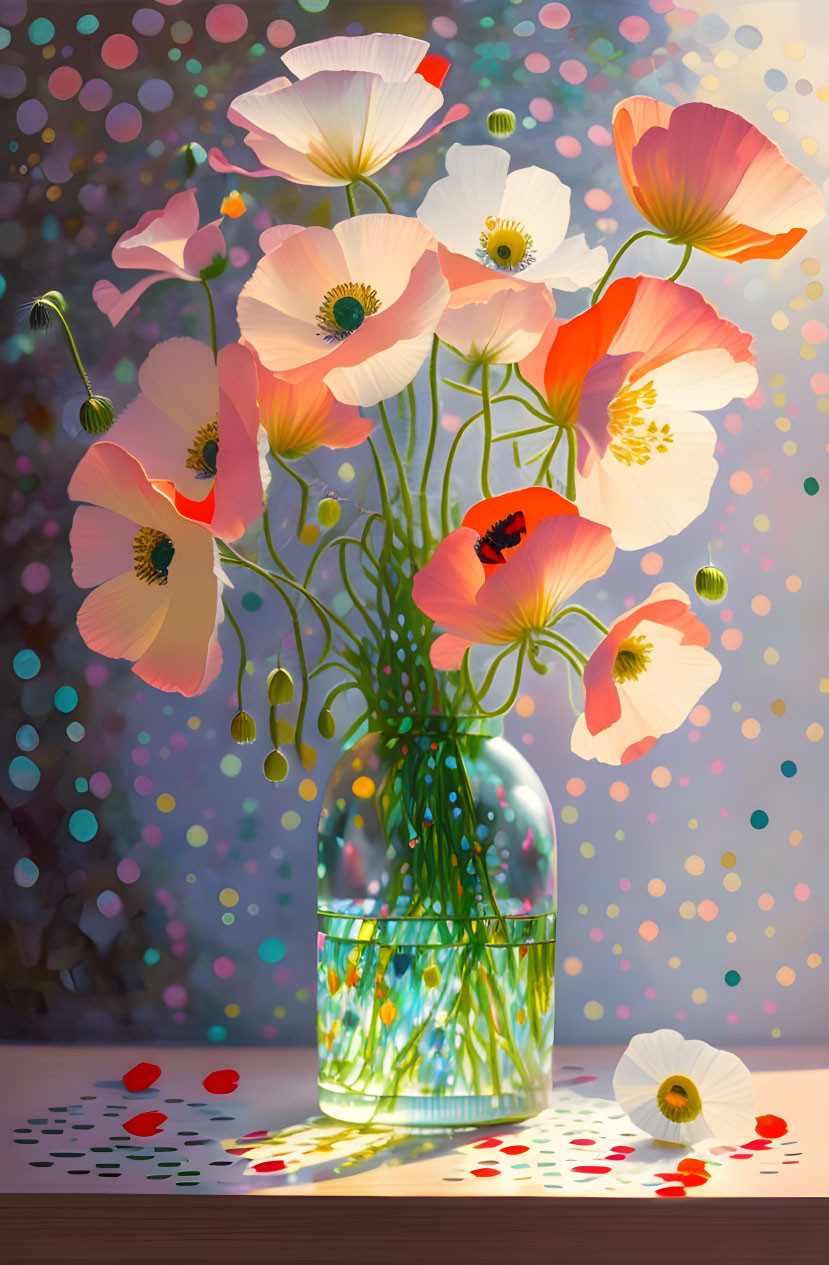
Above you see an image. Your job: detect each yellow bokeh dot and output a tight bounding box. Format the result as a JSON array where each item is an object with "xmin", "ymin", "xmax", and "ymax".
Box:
[
  {"xmin": 775, "ymin": 416, "xmax": 791, "ymax": 432},
  {"xmin": 806, "ymin": 723, "xmax": 824, "ymax": 742},
  {"xmin": 771, "ymin": 699, "xmax": 786, "ymax": 716},
  {"xmin": 765, "ymin": 925, "xmax": 776, "ymax": 938},
  {"xmin": 764, "ymin": 647, "xmax": 780, "ymax": 666},
  {"xmin": 726, "ymin": 931, "xmax": 737, "ymax": 943},
  {"xmin": 801, "ymin": 139, "xmax": 818, "ymax": 157},
  {"xmin": 807, "ymin": 953, "xmax": 822, "ymax": 968},
  {"xmin": 679, "ymin": 900, "xmax": 696, "ymax": 919},
  {"xmin": 563, "ymin": 956, "xmax": 582, "ymax": 976},
  {"xmin": 156, "ymin": 793, "xmax": 176, "ymax": 813},
  {"xmin": 219, "ymin": 888, "xmax": 239, "ymax": 907},
  {"xmin": 684, "ymin": 854, "xmax": 705, "ymax": 876},
  {"xmin": 699, "ymin": 73, "xmax": 719, "ymax": 91},
  {"xmin": 273, "ymin": 1005, "xmax": 286, "ymax": 1018},
  {"xmin": 298, "ymin": 778, "xmax": 318, "ymax": 801},
  {"xmin": 771, "ymin": 1027, "xmax": 782, "ymax": 1038},
  {"xmin": 580, "ymin": 841, "xmax": 595, "ymax": 859},
  {"xmin": 772, "ymin": 107, "xmax": 790, "ymax": 123},
  {"xmin": 668, "ymin": 955, "xmax": 681, "ymax": 969},
  {"xmin": 612, "ymin": 943, "xmax": 622, "ymax": 955},
  {"xmin": 351, "ymin": 775, "xmax": 375, "ymax": 799},
  {"xmin": 806, "ymin": 281, "xmax": 823, "ymax": 300},
  {"xmin": 606, "ymin": 903, "xmax": 620, "ymax": 918},
  {"xmin": 515, "ymin": 694, "xmax": 535, "ymax": 717},
  {"xmin": 714, "ymin": 49, "xmax": 738, "ymax": 68},
  {"xmin": 731, "ymin": 701, "xmax": 742, "ymax": 712},
  {"xmin": 769, "ymin": 372, "xmax": 786, "ymax": 387},
  {"xmin": 561, "ymin": 805, "xmax": 579, "ymax": 824},
  {"xmin": 688, "ymin": 818, "xmax": 698, "ymax": 830},
  {"xmin": 789, "ymin": 829, "xmax": 803, "ymax": 845},
  {"xmin": 224, "ymin": 1003, "xmax": 240, "ymax": 1018},
  {"xmin": 770, "ymin": 310, "xmax": 789, "ymax": 330},
  {"xmin": 819, "ymin": 679, "xmax": 829, "ymax": 693},
  {"xmin": 800, "ymin": 343, "xmax": 817, "ymax": 360},
  {"xmin": 577, "ymin": 903, "xmax": 588, "ymax": 915},
  {"xmin": 753, "ymin": 514, "xmax": 771, "ymax": 532},
  {"xmin": 186, "ymin": 824, "xmax": 208, "ymax": 847},
  {"xmin": 801, "ymin": 257, "xmax": 821, "ymax": 275},
  {"xmin": 691, "ymin": 987, "xmax": 708, "ymax": 1004},
  {"xmin": 786, "ymin": 575, "xmax": 802, "ymax": 592},
  {"xmin": 723, "ymin": 872, "xmax": 742, "ymax": 892},
  {"xmin": 721, "ymin": 851, "xmax": 736, "ymax": 869},
  {"xmin": 648, "ymin": 878, "xmax": 666, "ymax": 897},
  {"xmin": 583, "ymin": 1000, "xmax": 604, "ymax": 1020},
  {"xmin": 773, "ymin": 392, "xmax": 786, "ymax": 406},
  {"xmin": 298, "ymin": 523, "xmax": 320, "ymax": 546},
  {"xmin": 783, "ymin": 440, "xmax": 799, "ymax": 455},
  {"xmin": 187, "ymin": 716, "xmax": 201, "ymax": 730},
  {"xmin": 776, "ymin": 965, "xmax": 796, "ymax": 986}
]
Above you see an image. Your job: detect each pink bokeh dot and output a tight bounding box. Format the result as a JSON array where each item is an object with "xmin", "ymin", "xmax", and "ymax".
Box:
[
  {"xmin": 566, "ymin": 776, "xmax": 586, "ymax": 796},
  {"xmin": 721, "ymin": 628, "xmax": 743, "ymax": 650},
  {"xmin": 162, "ymin": 984, "xmax": 187, "ymax": 1008},
  {"xmin": 142, "ymin": 824, "xmax": 163, "ymax": 847},
  {"xmin": 616, "ymin": 1004, "xmax": 631, "ymax": 1020},
  {"xmin": 724, "ymin": 411, "xmax": 743, "ymax": 433},
  {"xmin": 710, "ymin": 759, "xmax": 725, "ymax": 775},
  {"xmin": 529, "ymin": 97, "xmax": 554, "ymax": 122},
  {"xmin": 133, "ymin": 775, "xmax": 152, "ymax": 796},
  {"xmin": 647, "ymin": 811, "xmax": 658, "ymax": 823},
  {"xmin": 213, "ymin": 955, "xmax": 235, "ymax": 978},
  {"xmin": 525, "ymin": 52, "xmax": 551, "ymax": 74},
  {"xmin": 21, "ymin": 562, "xmax": 50, "ymax": 593},
  {"xmin": 171, "ymin": 941, "xmax": 188, "ymax": 958},
  {"xmin": 539, "ymin": 3, "xmax": 571, "ymax": 28},
  {"xmin": 48, "ymin": 66, "xmax": 83, "ymax": 99},
  {"xmin": 206, "ymin": 4, "xmax": 248, "ymax": 42},
  {"xmin": 266, "ymin": 19, "xmax": 295, "ymax": 47},
  {"xmin": 589, "ymin": 927, "xmax": 604, "ymax": 942},
  {"xmin": 640, "ymin": 551, "xmax": 663, "ymax": 575},
  {"xmin": 679, "ymin": 775, "xmax": 690, "ymax": 788},
  {"xmin": 763, "ymin": 1000, "xmax": 777, "ymax": 1014},
  {"xmin": 619, "ymin": 15, "xmax": 650, "ymax": 41},
  {"xmin": 810, "ymin": 371, "xmax": 829, "ymax": 394},
  {"xmin": 588, "ymin": 124, "xmax": 612, "ymax": 146},
  {"xmin": 726, "ymin": 1012, "xmax": 739, "ymax": 1025},
  {"xmin": 432, "ymin": 16, "xmax": 458, "ymax": 38},
  {"xmin": 584, "ymin": 187, "xmax": 612, "ymax": 211},
  {"xmin": 89, "ymin": 771, "xmax": 112, "ymax": 799},
  {"xmin": 620, "ymin": 959, "xmax": 631, "ymax": 971},
  {"xmin": 619, "ymin": 877, "xmax": 631, "ymax": 891},
  {"xmin": 697, "ymin": 899, "xmax": 719, "ymax": 921},
  {"xmin": 758, "ymin": 893, "xmax": 774, "ymax": 911},
  {"xmin": 105, "ymin": 102, "xmax": 142, "ymax": 142},
  {"xmin": 132, "ymin": 747, "xmax": 150, "ymax": 767},
  {"xmin": 801, "ymin": 320, "xmax": 827, "ymax": 345},
  {"xmin": 644, "ymin": 987, "xmax": 658, "ymax": 999},
  {"xmin": 555, "ymin": 135, "xmax": 582, "ymax": 157},
  {"xmin": 761, "ymin": 556, "xmax": 773, "ymax": 571},
  {"xmin": 675, "ymin": 1009, "xmax": 687, "ymax": 1021},
  {"xmin": 609, "ymin": 780, "xmax": 629, "ymax": 802},
  {"xmin": 85, "ymin": 662, "xmax": 109, "ymax": 686},
  {"xmin": 167, "ymin": 919, "xmax": 187, "ymax": 940},
  {"xmin": 794, "ymin": 883, "xmax": 811, "ymax": 901},
  {"xmin": 117, "ymin": 857, "xmax": 141, "ymax": 884},
  {"xmin": 101, "ymin": 34, "xmax": 138, "ymax": 69},
  {"xmin": 559, "ymin": 58, "xmax": 587, "ymax": 84}
]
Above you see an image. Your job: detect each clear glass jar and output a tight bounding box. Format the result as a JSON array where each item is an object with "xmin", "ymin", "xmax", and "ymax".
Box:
[{"xmin": 316, "ymin": 717, "xmax": 556, "ymax": 1127}]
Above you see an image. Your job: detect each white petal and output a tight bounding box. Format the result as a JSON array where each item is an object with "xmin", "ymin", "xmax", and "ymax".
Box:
[
  {"xmin": 334, "ymin": 213, "xmax": 437, "ymax": 309},
  {"xmin": 614, "ymin": 1029, "xmax": 685, "ymax": 1088},
  {"xmin": 283, "ymin": 33, "xmax": 429, "ymax": 82},
  {"xmin": 417, "ymin": 143, "xmax": 510, "ymax": 257},
  {"xmin": 648, "ymin": 348, "xmax": 759, "ymax": 410},
  {"xmin": 324, "ymin": 328, "xmax": 434, "ymax": 406},
  {"xmin": 499, "ymin": 164, "xmax": 571, "ymax": 261},
  {"xmin": 529, "ymin": 233, "xmax": 609, "ymax": 291}
]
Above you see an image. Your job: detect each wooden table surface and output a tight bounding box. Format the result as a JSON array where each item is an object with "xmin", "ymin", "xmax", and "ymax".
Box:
[{"xmin": 2, "ymin": 1042, "xmax": 826, "ymax": 1263}]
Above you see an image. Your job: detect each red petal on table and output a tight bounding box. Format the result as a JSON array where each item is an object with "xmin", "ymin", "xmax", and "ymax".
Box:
[
  {"xmin": 610, "ymin": 1145, "xmax": 636, "ymax": 1154},
  {"xmin": 755, "ymin": 1113, "xmax": 788, "ymax": 1139},
  {"xmin": 473, "ymin": 1137, "xmax": 504, "ymax": 1148},
  {"xmin": 224, "ymin": 1147, "xmax": 254, "ymax": 1156},
  {"xmin": 740, "ymin": 1138, "xmax": 772, "ymax": 1151},
  {"xmin": 572, "ymin": 1164, "xmax": 612, "ymax": 1174},
  {"xmin": 602, "ymin": 1154, "xmax": 628, "ymax": 1161},
  {"xmin": 500, "ymin": 1144, "xmax": 529, "ymax": 1155},
  {"xmin": 253, "ymin": 1159, "xmax": 286, "ymax": 1173},
  {"xmin": 730, "ymin": 1152, "xmax": 754, "ymax": 1159},
  {"xmin": 656, "ymin": 1185, "xmax": 686, "ymax": 1197},
  {"xmin": 202, "ymin": 1068, "xmax": 240, "ymax": 1094},
  {"xmin": 570, "ymin": 1138, "xmax": 597, "ymax": 1145},
  {"xmin": 654, "ymin": 1171, "xmax": 710, "ymax": 1187},
  {"xmin": 471, "ymin": 1167, "xmax": 501, "ymax": 1177},
  {"xmin": 677, "ymin": 1158, "xmax": 709, "ymax": 1174},
  {"xmin": 123, "ymin": 1110, "xmax": 167, "ymax": 1137},
  {"xmin": 122, "ymin": 1061, "xmax": 161, "ymax": 1092}
]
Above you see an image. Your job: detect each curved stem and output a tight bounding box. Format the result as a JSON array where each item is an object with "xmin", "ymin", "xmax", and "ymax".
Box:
[
  {"xmin": 345, "ymin": 183, "xmax": 358, "ymax": 217},
  {"xmin": 493, "ymin": 421, "xmax": 553, "ymax": 443},
  {"xmin": 473, "ymin": 643, "xmax": 526, "ymax": 718},
  {"xmin": 490, "ymin": 393, "xmax": 553, "ymax": 424},
  {"xmin": 201, "ymin": 279, "xmax": 217, "ymax": 360},
  {"xmin": 476, "ymin": 644, "xmax": 518, "ymax": 701},
  {"xmin": 262, "ymin": 507, "xmax": 296, "ymax": 580},
  {"xmin": 272, "ymin": 453, "xmax": 310, "ymax": 539},
  {"xmin": 322, "ymin": 678, "xmax": 359, "ymax": 713},
  {"xmin": 378, "ymin": 399, "xmax": 414, "ymax": 543},
  {"xmin": 480, "ymin": 361, "xmax": 493, "ymax": 499},
  {"xmin": 512, "ymin": 365, "xmax": 550, "ymax": 414},
  {"xmin": 367, "ymin": 436, "xmax": 398, "ymax": 560},
  {"xmin": 536, "ymin": 638, "xmax": 584, "ymax": 677},
  {"xmin": 419, "ymin": 335, "xmax": 440, "ymax": 552},
  {"xmin": 535, "ymin": 426, "xmax": 564, "ymax": 487},
  {"xmin": 357, "ymin": 174, "xmax": 393, "ymax": 213},
  {"xmin": 222, "ymin": 600, "xmax": 247, "ymax": 709},
  {"xmin": 551, "ymin": 604, "xmax": 609, "ymax": 635},
  {"xmin": 277, "ymin": 586, "xmax": 310, "ymax": 761},
  {"xmin": 444, "ymin": 377, "xmax": 482, "ymax": 398},
  {"xmin": 591, "ymin": 229, "xmax": 667, "ymax": 306},
  {"xmin": 460, "ymin": 650, "xmax": 484, "ymax": 712},
  {"xmin": 542, "ymin": 629, "xmax": 586, "ymax": 665},
  {"xmin": 41, "ymin": 300, "xmax": 93, "ymax": 397},
  {"xmin": 405, "ymin": 381, "xmax": 417, "ymax": 467},
  {"xmin": 338, "ymin": 539, "xmax": 380, "ymax": 639},
  {"xmin": 565, "ymin": 425, "xmax": 577, "ymax": 501},
  {"xmin": 440, "ymin": 411, "xmax": 482, "ymax": 537},
  {"xmin": 668, "ymin": 241, "xmax": 693, "ymax": 282}
]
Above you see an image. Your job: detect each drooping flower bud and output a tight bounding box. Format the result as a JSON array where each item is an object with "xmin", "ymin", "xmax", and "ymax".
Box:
[
  {"xmin": 263, "ymin": 749, "xmax": 289, "ymax": 782},
  {"xmin": 487, "ymin": 108, "xmax": 516, "ymax": 136},
  {"xmin": 695, "ymin": 565, "xmax": 728, "ymax": 602},
  {"xmin": 267, "ymin": 667, "xmax": 294, "ymax": 705},
  {"xmin": 317, "ymin": 498, "xmax": 341, "ymax": 528},
  {"xmin": 318, "ymin": 708, "xmax": 336, "ymax": 739},
  {"xmin": 230, "ymin": 710, "xmax": 256, "ymax": 743},
  {"xmin": 79, "ymin": 396, "xmax": 115, "ymax": 434}
]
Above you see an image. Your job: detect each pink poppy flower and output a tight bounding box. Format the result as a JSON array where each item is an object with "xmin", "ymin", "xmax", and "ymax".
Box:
[
  {"xmin": 417, "ymin": 144, "xmax": 607, "ymax": 305},
  {"xmin": 105, "ymin": 338, "xmax": 265, "ymax": 542},
  {"xmin": 571, "ymin": 583, "xmax": 721, "ymax": 765},
  {"xmin": 613, "ymin": 97, "xmax": 824, "ymax": 261},
  {"xmin": 92, "ymin": 188, "xmax": 226, "ymax": 327},
  {"xmin": 412, "ymin": 487, "xmax": 615, "ymax": 669},
  {"xmin": 208, "ymin": 33, "xmax": 467, "ymax": 186},
  {"xmin": 238, "ymin": 214, "xmax": 448, "ymax": 406},
  {"xmin": 68, "ymin": 443, "xmax": 225, "ymax": 697},
  {"xmin": 256, "ymin": 360, "xmax": 372, "ymax": 458},
  {"xmin": 520, "ymin": 275, "xmax": 758, "ymax": 550},
  {"xmin": 438, "ymin": 284, "xmax": 556, "ymax": 366}
]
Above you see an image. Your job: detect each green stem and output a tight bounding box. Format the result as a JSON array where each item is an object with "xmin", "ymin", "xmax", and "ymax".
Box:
[
  {"xmin": 262, "ymin": 507, "xmax": 296, "ymax": 580},
  {"xmin": 41, "ymin": 300, "xmax": 93, "ymax": 397},
  {"xmin": 419, "ymin": 335, "xmax": 440, "ymax": 552},
  {"xmin": 367, "ymin": 436, "xmax": 398, "ymax": 560},
  {"xmin": 668, "ymin": 241, "xmax": 693, "ymax": 282},
  {"xmin": 492, "ymin": 421, "xmax": 553, "ymax": 443},
  {"xmin": 565, "ymin": 426, "xmax": 577, "ymax": 501},
  {"xmin": 440, "ymin": 411, "xmax": 482, "ymax": 537},
  {"xmin": 535, "ymin": 426, "xmax": 564, "ymax": 487},
  {"xmin": 472, "ymin": 643, "xmax": 526, "ymax": 718},
  {"xmin": 542, "ymin": 629, "xmax": 586, "ymax": 665},
  {"xmin": 345, "ymin": 183, "xmax": 358, "ymax": 217},
  {"xmin": 321, "ymin": 678, "xmax": 358, "ymax": 713},
  {"xmin": 405, "ymin": 381, "xmax": 417, "ymax": 467},
  {"xmin": 480, "ymin": 361, "xmax": 493, "ymax": 499},
  {"xmin": 222, "ymin": 600, "xmax": 247, "ymax": 709},
  {"xmin": 278, "ymin": 586, "xmax": 310, "ymax": 761},
  {"xmin": 591, "ymin": 229, "xmax": 667, "ymax": 306},
  {"xmin": 512, "ymin": 365, "xmax": 550, "ymax": 414},
  {"xmin": 477, "ymin": 644, "xmax": 517, "ymax": 702},
  {"xmin": 357, "ymin": 174, "xmax": 393, "ymax": 213},
  {"xmin": 338, "ymin": 540, "xmax": 380, "ymax": 639},
  {"xmin": 272, "ymin": 453, "xmax": 311, "ymax": 539},
  {"xmin": 201, "ymin": 279, "xmax": 217, "ymax": 360},
  {"xmin": 378, "ymin": 399, "xmax": 414, "ymax": 543},
  {"xmin": 536, "ymin": 638, "xmax": 585, "ymax": 677},
  {"xmin": 490, "ymin": 393, "xmax": 553, "ymax": 424},
  {"xmin": 551, "ymin": 604, "xmax": 609, "ymax": 635},
  {"xmin": 443, "ymin": 378, "xmax": 482, "ymax": 398}
]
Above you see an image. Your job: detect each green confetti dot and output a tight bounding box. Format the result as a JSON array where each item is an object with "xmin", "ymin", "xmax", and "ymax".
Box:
[
  {"xmin": 76, "ymin": 15, "xmax": 100, "ymax": 35},
  {"xmin": 220, "ymin": 753, "xmax": 242, "ymax": 777},
  {"xmin": 114, "ymin": 359, "xmax": 136, "ymax": 385},
  {"xmin": 804, "ymin": 476, "xmax": 819, "ymax": 495},
  {"xmin": 186, "ymin": 825, "xmax": 208, "ymax": 848},
  {"xmin": 724, "ymin": 969, "xmax": 741, "ymax": 987}
]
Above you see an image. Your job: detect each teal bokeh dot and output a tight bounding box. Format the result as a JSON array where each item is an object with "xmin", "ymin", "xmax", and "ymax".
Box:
[
  {"xmin": 258, "ymin": 938, "xmax": 285, "ymax": 964},
  {"xmin": 16, "ymin": 725, "xmax": 38, "ymax": 751},
  {"xmin": 780, "ymin": 760, "xmax": 797, "ymax": 778},
  {"xmin": 14, "ymin": 857, "xmax": 39, "ymax": 887},
  {"xmin": 54, "ymin": 685, "xmax": 79, "ymax": 713},
  {"xmin": 724, "ymin": 969, "xmax": 741, "ymax": 987},
  {"xmin": 76, "ymin": 14, "xmax": 100, "ymax": 34},
  {"xmin": 66, "ymin": 722, "xmax": 85, "ymax": 742},
  {"xmin": 241, "ymin": 592, "xmax": 262, "ymax": 612},
  {"xmin": 69, "ymin": 809, "xmax": 98, "ymax": 842},
  {"xmin": 28, "ymin": 17, "xmax": 55, "ymax": 45},
  {"xmin": 13, "ymin": 649, "xmax": 40, "ymax": 679},
  {"xmin": 804, "ymin": 477, "xmax": 819, "ymax": 496},
  {"xmin": 9, "ymin": 756, "xmax": 41, "ymax": 791},
  {"xmin": 750, "ymin": 809, "xmax": 769, "ymax": 830},
  {"xmin": 75, "ymin": 777, "xmax": 88, "ymax": 792},
  {"xmin": 143, "ymin": 948, "xmax": 161, "ymax": 966},
  {"xmin": 207, "ymin": 1024, "xmax": 227, "ymax": 1042}
]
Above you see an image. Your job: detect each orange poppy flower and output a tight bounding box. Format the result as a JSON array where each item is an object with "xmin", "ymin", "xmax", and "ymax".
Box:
[
  {"xmin": 613, "ymin": 96, "xmax": 824, "ymax": 261},
  {"xmin": 412, "ymin": 487, "xmax": 614, "ymax": 669}
]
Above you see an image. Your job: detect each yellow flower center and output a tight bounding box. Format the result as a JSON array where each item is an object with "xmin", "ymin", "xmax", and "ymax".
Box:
[
  {"xmin": 608, "ymin": 379, "xmax": 673, "ymax": 467},
  {"xmin": 656, "ymin": 1073, "xmax": 703, "ymax": 1124},
  {"xmin": 185, "ymin": 417, "xmax": 219, "ymax": 478},
  {"xmin": 612, "ymin": 634, "xmax": 653, "ymax": 684},
  {"xmin": 479, "ymin": 216, "xmax": 535, "ymax": 270},
  {"xmin": 133, "ymin": 526, "xmax": 175, "ymax": 586},
  {"xmin": 317, "ymin": 281, "xmax": 381, "ymax": 341}
]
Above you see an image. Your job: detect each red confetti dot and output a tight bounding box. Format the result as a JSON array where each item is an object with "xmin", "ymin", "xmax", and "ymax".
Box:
[
  {"xmin": 740, "ymin": 1138, "xmax": 772, "ymax": 1151},
  {"xmin": 572, "ymin": 1165, "xmax": 612, "ymax": 1174},
  {"xmin": 570, "ymin": 1138, "xmax": 597, "ymax": 1145},
  {"xmin": 471, "ymin": 1167, "xmax": 500, "ymax": 1177},
  {"xmin": 755, "ymin": 1113, "xmax": 788, "ymax": 1138},
  {"xmin": 122, "ymin": 1061, "xmax": 161, "ymax": 1092},
  {"xmin": 500, "ymin": 1144, "xmax": 530, "ymax": 1155},
  {"xmin": 656, "ymin": 1184, "xmax": 686, "ymax": 1197},
  {"xmin": 202, "ymin": 1068, "xmax": 240, "ymax": 1094},
  {"xmin": 472, "ymin": 1136, "xmax": 504, "ymax": 1148},
  {"xmin": 610, "ymin": 1145, "xmax": 636, "ymax": 1154},
  {"xmin": 123, "ymin": 1110, "xmax": 167, "ymax": 1137},
  {"xmin": 253, "ymin": 1159, "xmax": 286, "ymax": 1173}
]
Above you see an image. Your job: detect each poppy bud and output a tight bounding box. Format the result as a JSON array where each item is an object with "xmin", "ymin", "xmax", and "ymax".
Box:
[
  {"xmin": 318, "ymin": 708, "xmax": 336, "ymax": 739},
  {"xmin": 487, "ymin": 108, "xmax": 516, "ymax": 136},
  {"xmin": 317, "ymin": 498, "xmax": 341, "ymax": 528},
  {"xmin": 264, "ymin": 749, "xmax": 288, "ymax": 782},
  {"xmin": 267, "ymin": 667, "xmax": 294, "ymax": 705},
  {"xmin": 79, "ymin": 396, "xmax": 115, "ymax": 434},
  {"xmin": 694, "ymin": 565, "xmax": 728, "ymax": 602},
  {"xmin": 230, "ymin": 711, "xmax": 256, "ymax": 744}
]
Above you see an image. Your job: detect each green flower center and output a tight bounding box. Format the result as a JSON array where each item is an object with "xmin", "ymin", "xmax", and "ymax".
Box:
[
  {"xmin": 317, "ymin": 282, "xmax": 381, "ymax": 340},
  {"xmin": 612, "ymin": 634, "xmax": 653, "ymax": 684},
  {"xmin": 186, "ymin": 418, "xmax": 219, "ymax": 478},
  {"xmin": 656, "ymin": 1073, "xmax": 703, "ymax": 1124},
  {"xmin": 133, "ymin": 526, "xmax": 175, "ymax": 586},
  {"xmin": 332, "ymin": 295, "xmax": 365, "ymax": 331}
]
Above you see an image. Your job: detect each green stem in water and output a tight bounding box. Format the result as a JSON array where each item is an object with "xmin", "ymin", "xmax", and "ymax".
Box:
[
  {"xmin": 272, "ymin": 453, "xmax": 311, "ymax": 539},
  {"xmin": 357, "ymin": 174, "xmax": 393, "ymax": 213},
  {"xmin": 480, "ymin": 361, "xmax": 494, "ymax": 499},
  {"xmin": 201, "ymin": 279, "xmax": 217, "ymax": 360},
  {"xmin": 40, "ymin": 300, "xmax": 93, "ymax": 398},
  {"xmin": 591, "ymin": 229, "xmax": 667, "ymax": 306},
  {"xmin": 419, "ymin": 335, "xmax": 441, "ymax": 552},
  {"xmin": 222, "ymin": 600, "xmax": 247, "ymax": 709},
  {"xmin": 565, "ymin": 425, "xmax": 577, "ymax": 501},
  {"xmin": 471, "ymin": 643, "xmax": 526, "ymax": 718},
  {"xmin": 377, "ymin": 399, "xmax": 414, "ymax": 544},
  {"xmin": 668, "ymin": 241, "xmax": 693, "ymax": 282},
  {"xmin": 345, "ymin": 183, "xmax": 358, "ymax": 217},
  {"xmin": 476, "ymin": 644, "xmax": 518, "ymax": 702}
]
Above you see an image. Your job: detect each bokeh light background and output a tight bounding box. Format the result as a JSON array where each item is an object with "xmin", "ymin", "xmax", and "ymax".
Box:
[{"xmin": 2, "ymin": 0, "xmax": 827, "ymax": 1049}]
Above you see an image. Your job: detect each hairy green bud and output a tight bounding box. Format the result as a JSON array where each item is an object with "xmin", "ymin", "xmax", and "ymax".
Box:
[{"xmin": 79, "ymin": 396, "xmax": 115, "ymax": 434}]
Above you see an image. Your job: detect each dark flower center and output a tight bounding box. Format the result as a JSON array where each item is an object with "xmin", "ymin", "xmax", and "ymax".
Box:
[
  {"xmin": 474, "ymin": 509, "xmax": 526, "ymax": 566},
  {"xmin": 133, "ymin": 526, "xmax": 175, "ymax": 585}
]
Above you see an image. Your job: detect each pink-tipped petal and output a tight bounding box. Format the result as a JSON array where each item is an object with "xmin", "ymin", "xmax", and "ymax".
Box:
[
  {"xmin": 207, "ymin": 146, "xmax": 282, "ymax": 179},
  {"xmin": 92, "ymin": 274, "xmax": 171, "ymax": 327},
  {"xmin": 110, "ymin": 187, "xmax": 200, "ymax": 275},
  {"xmin": 182, "ymin": 218, "xmax": 226, "ymax": 277},
  {"xmin": 430, "ymin": 633, "xmax": 473, "ymax": 670},
  {"xmin": 69, "ymin": 506, "xmax": 143, "ymax": 589},
  {"xmin": 76, "ymin": 571, "xmax": 169, "ymax": 663}
]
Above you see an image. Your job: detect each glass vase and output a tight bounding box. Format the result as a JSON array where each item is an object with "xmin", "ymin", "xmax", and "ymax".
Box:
[{"xmin": 316, "ymin": 717, "xmax": 556, "ymax": 1127}]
